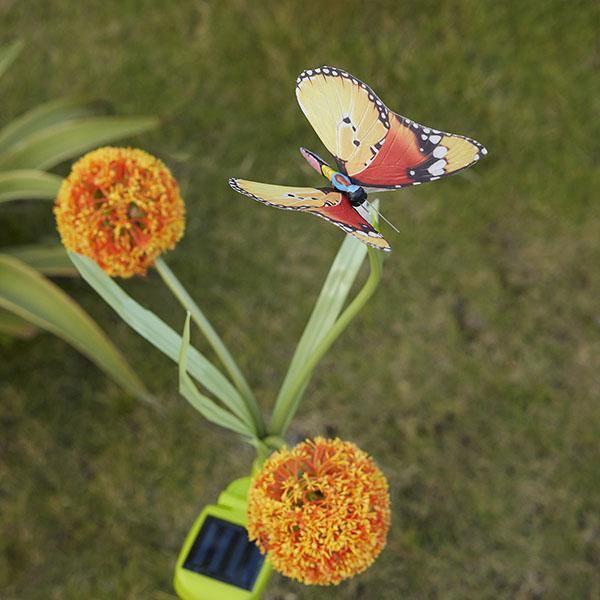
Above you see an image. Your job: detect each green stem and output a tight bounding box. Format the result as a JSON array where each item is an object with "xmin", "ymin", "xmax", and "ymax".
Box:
[
  {"xmin": 251, "ymin": 436, "xmax": 286, "ymax": 474},
  {"xmin": 155, "ymin": 257, "xmax": 265, "ymax": 436},
  {"xmin": 269, "ymin": 248, "xmax": 382, "ymax": 436}
]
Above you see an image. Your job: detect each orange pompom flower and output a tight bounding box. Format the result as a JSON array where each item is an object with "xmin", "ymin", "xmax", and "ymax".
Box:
[
  {"xmin": 54, "ymin": 147, "xmax": 185, "ymax": 278},
  {"xmin": 247, "ymin": 437, "xmax": 391, "ymax": 585}
]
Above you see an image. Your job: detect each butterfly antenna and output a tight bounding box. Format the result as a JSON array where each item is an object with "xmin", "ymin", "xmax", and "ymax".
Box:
[{"xmin": 368, "ymin": 202, "xmax": 400, "ymax": 234}]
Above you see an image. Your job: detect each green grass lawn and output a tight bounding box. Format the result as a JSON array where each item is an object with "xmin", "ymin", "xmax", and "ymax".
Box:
[{"xmin": 1, "ymin": 1, "xmax": 599, "ymax": 598}]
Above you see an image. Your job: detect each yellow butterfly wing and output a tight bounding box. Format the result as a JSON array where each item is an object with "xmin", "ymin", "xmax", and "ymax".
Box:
[
  {"xmin": 229, "ymin": 179, "xmax": 340, "ymax": 210},
  {"xmin": 295, "ymin": 66, "xmax": 390, "ymax": 176},
  {"xmin": 229, "ymin": 178, "xmax": 391, "ymax": 251},
  {"xmin": 296, "ymin": 66, "xmax": 487, "ymax": 189}
]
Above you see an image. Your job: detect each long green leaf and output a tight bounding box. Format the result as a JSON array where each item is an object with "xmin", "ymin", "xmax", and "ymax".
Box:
[
  {"xmin": 179, "ymin": 313, "xmax": 255, "ymax": 437},
  {"xmin": 0, "ymin": 40, "xmax": 23, "ymax": 80},
  {"xmin": 155, "ymin": 257, "xmax": 264, "ymax": 434},
  {"xmin": 69, "ymin": 252, "xmax": 258, "ymax": 432},
  {"xmin": 0, "ymin": 116, "xmax": 159, "ymax": 171},
  {"xmin": 270, "ymin": 247, "xmax": 383, "ymax": 436},
  {"xmin": 0, "ymin": 169, "xmax": 61, "ymax": 203},
  {"xmin": 0, "ymin": 254, "xmax": 151, "ymax": 402},
  {"xmin": 269, "ymin": 200, "xmax": 384, "ymax": 435},
  {"xmin": 2, "ymin": 244, "xmax": 77, "ymax": 276},
  {"xmin": 0, "ymin": 97, "xmax": 100, "ymax": 156},
  {"xmin": 284, "ymin": 235, "xmax": 366, "ymax": 385},
  {"xmin": 0, "ymin": 309, "xmax": 38, "ymax": 339},
  {"xmin": 273, "ymin": 233, "xmax": 367, "ymax": 418}
]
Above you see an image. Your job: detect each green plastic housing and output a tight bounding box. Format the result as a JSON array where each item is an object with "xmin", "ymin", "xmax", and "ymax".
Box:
[{"xmin": 174, "ymin": 477, "xmax": 272, "ymax": 600}]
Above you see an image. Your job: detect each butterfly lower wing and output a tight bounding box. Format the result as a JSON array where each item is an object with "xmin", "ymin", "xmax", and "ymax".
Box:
[
  {"xmin": 229, "ymin": 178, "xmax": 339, "ymax": 210},
  {"xmin": 296, "ymin": 66, "xmax": 390, "ymax": 176},
  {"xmin": 349, "ymin": 113, "xmax": 487, "ymax": 190},
  {"xmin": 229, "ymin": 178, "xmax": 390, "ymax": 252},
  {"xmin": 312, "ymin": 197, "xmax": 391, "ymax": 252}
]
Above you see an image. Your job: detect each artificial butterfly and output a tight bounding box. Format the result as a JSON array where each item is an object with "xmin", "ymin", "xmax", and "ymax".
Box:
[{"xmin": 230, "ymin": 66, "xmax": 487, "ymax": 252}]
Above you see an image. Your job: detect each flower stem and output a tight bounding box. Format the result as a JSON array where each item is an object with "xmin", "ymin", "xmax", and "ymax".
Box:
[
  {"xmin": 155, "ymin": 257, "xmax": 265, "ymax": 436},
  {"xmin": 251, "ymin": 435, "xmax": 286, "ymax": 474},
  {"xmin": 268, "ymin": 248, "xmax": 383, "ymax": 437}
]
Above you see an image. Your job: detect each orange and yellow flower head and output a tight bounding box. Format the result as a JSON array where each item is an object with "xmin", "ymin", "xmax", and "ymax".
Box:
[
  {"xmin": 247, "ymin": 437, "xmax": 391, "ymax": 585},
  {"xmin": 54, "ymin": 147, "xmax": 185, "ymax": 278}
]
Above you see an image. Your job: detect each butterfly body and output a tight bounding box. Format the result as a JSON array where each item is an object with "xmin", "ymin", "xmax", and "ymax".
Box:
[
  {"xmin": 302, "ymin": 148, "xmax": 368, "ymax": 207},
  {"xmin": 230, "ymin": 66, "xmax": 487, "ymax": 252}
]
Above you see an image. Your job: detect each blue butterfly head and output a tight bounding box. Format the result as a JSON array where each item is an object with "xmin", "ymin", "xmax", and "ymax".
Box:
[
  {"xmin": 328, "ymin": 172, "xmax": 368, "ymax": 206},
  {"xmin": 300, "ymin": 146, "xmax": 367, "ymax": 206}
]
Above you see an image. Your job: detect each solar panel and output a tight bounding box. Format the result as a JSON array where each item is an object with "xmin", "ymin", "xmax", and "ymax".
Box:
[{"xmin": 182, "ymin": 516, "xmax": 265, "ymax": 591}]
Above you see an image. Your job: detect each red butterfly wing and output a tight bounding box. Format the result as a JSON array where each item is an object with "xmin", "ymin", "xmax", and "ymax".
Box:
[
  {"xmin": 312, "ymin": 195, "xmax": 391, "ymax": 252},
  {"xmin": 349, "ymin": 114, "xmax": 487, "ymax": 190},
  {"xmin": 296, "ymin": 66, "xmax": 487, "ymax": 191},
  {"xmin": 229, "ymin": 178, "xmax": 390, "ymax": 251}
]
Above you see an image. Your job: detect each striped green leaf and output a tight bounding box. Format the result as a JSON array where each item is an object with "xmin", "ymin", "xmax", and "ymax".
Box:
[
  {"xmin": 0, "ymin": 97, "xmax": 100, "ymax": 156},
  {"xmin": 2, "ymin": 244, "xmax": 76, "ymax": 276},
  {"xmin": 274, "ymin": 232, "xmax": 367, "ymax": 411},
  {"xmin": 0, "ymin": 309, "xmax": 38, "ymax": 339},
  {"xmin": 179, "ymin": 313, "xmax": 255, "ymax": 438},
  {"xmin": 69, "ymin": 252, "xmax": 257, "ymax": 432},
  {"xmin": 0, "ymin": 169, "xmax": 62, "ymax": 203},
  {"xmin": 0, "ymin": 254, "xmax": 151, "ymax": 402},
  {"xmin": 155, "ymin": 257, "xmax": 263, "ymax": 434},
  {"xmin": 0, "ymin": 116, "xmax": 159, "ymax": 171},
  {"xmin": 269, "ymin": 200, "xmax": 384, "ymax": 435}
]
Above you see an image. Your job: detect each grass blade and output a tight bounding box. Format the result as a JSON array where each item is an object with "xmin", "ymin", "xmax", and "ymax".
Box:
[
  {"xmin": 0, "ymin": 254, "xmax": 151, "ymax": 402},
  {"xmin": 0, "ymin": 116, "xmax": 159, "ymax": 171},
  {"xmin": 0, "ymin": 169, "xmax": 61, "ymax": 203},
  {"xmin": 69, "ymin": 252, "xmax": 258, "ymax": 433},
  {"xmin": 0, "ymin": 40, "xmax": 23, "ymax": 80}
]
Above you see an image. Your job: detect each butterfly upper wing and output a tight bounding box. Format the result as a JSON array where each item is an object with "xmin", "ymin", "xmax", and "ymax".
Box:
[
  {"xmin": 296, "ymin": 66, "xmax": 487, "ymax": 191},
  {"xmin": 296, "ymin": 66, "xmax": 390, "ymax": 177},
  {"xmin": 349, "ymin": 114, "xmax": 487, "ymax": 191},
  {"xmin": 229, "ymin": 178, "xmax": 390, "ymax": 251}
]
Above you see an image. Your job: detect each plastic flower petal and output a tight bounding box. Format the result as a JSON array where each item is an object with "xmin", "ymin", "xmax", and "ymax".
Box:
[
  {"xmin": 247, "ymin": 437, "xmax": 391, "ymax": 585},
  {"xmin": 54, "ymin": 147, "xmax": 185, "ymax": 278}
]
